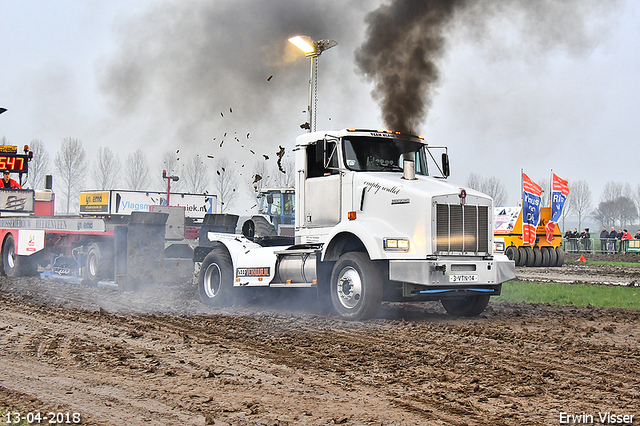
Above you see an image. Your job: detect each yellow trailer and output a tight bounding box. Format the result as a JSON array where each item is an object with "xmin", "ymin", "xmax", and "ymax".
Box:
[{"xmin": 494, "ymin": 206, "xmax": 565, "ymax": 267}]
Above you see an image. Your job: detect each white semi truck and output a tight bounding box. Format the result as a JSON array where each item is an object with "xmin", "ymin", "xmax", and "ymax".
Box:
[{"xmin": 194, "ymin": 129, "xmax": 516, "ymax": 320}]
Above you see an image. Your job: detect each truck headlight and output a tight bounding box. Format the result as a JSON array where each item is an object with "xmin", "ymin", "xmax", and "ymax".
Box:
[
  {"xmin": 494, "ymin": 239, "xmax": 506, "ymax": 253},
  {"xmin": 384, "ymin": 238, "xmax": 409, "ymax": 251}
]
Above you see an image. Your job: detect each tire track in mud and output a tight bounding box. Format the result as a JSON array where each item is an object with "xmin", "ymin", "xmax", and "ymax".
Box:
[
  {"xmin": 139, "ymin": 306, "xmax": 640, "ymax": 425},
  {"xmin": 2, "ymin": 294, "xmax": 435, "ymax": 425},
  {"xmin": 28, "ymin": 302, "xmax": 637, "ymax": 425},
  {"xmin": 2, "ymin": 276, "xmax": 640, "ymax": 425}
]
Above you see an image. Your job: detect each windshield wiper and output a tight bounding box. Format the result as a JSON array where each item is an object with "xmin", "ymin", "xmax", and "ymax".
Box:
[{"xmin": 379, "ymin": 164, "xmax": 403, "ymax": 171}]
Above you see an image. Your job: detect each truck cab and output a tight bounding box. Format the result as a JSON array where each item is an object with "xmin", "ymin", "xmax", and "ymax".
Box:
[{"xmin": 196, "ymin": 129, "xmax": 516, "ymax": 320}]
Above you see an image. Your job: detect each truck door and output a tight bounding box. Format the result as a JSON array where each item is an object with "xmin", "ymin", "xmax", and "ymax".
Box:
[{"xmin": 304, "ymin": 140, "xmax": 341, "ymax": 227}]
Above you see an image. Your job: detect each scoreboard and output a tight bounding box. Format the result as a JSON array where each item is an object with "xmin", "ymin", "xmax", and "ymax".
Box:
[{"xmin": 0, "ymin": 145, "xmax": 30, "ymax": 173}]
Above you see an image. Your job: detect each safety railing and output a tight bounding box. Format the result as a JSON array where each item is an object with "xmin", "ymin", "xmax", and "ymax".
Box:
[{"xmin": 562, "ymin": 238, "xmax": 639, "ymax": 254}]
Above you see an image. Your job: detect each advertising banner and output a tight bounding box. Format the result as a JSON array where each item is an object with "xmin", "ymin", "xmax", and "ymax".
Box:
[
  {"xmin": 522, "ymin": 173, "xmax": 542, "ymax": 245},
  {"xmin": 545, "ymin": 174, "xmax": 569, "ymax": 243}
]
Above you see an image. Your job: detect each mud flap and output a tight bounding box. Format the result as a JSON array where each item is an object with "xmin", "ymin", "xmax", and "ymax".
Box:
[{"xmin": 115, "ymin": 212, "xmax": 168, "ymax": 291}]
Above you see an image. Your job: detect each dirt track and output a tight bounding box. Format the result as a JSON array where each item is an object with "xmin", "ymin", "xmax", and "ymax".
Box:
[{"xmin": 1, "ymin": 260, "xmax": 639, "ymax": 425}]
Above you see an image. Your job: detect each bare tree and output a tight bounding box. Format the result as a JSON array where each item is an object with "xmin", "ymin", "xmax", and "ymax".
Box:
[
  {"xmin": 636, "ymin": 184, "xmax": 640, "ymax": 218},
  {"xmin": 213, "ymin": 158, "xmax": 238, "ymax": 213},
  {"xmin": 182, "ymin": 154, "xmax": 209, "ymax": 193},
  {"xmin": 245, "ymin": 160, "xmax": 274, "ymax": 208},
  {"xmin": 272, "ymin": 157, "xmax": 295, "ymax": 188},
  {"xmin": 125, "ymin": 149, "xmax": 150, "ymax": 190},
  {"xmin": 465, "ymin": 173, "xmax": 482, "ymax": 191},
  {"xmin": 602, "ymin": 181, "xmax": 633, "ymax": 202},
  {"xmin": 567, "ymin": 180, "xmax": 592, "ymax": 230},
  {"xmin": 617, "ymin": 196, "xmax": 638, "ymax": 227},
  {"xmin": 538, "ymin": 178, "xmax": 550, "ymax": 207},
  {"xmin": 25, "ymin": 139, "xmax": 50, "ymax": 189},
  {"xmin": 465, "ymin": 173, "xmax": 507, "ymax": 206},
  {"xmin": 592, "ymin": 200, "xmax": 617, "ymax": 228},
  {"xmin": 593, "ymin": 181, "xmax": 637, "ymax": 227},
  {"xmin": 92, "ymin": 147, "xmax": 120, "ymax": 190},
  {"xmin": 482, "ymin": 177, "xmax": 508, "ymax": 206},
  {"xmin": 54, "ymin": 137, "xmax": 87, "ymax": 214}
]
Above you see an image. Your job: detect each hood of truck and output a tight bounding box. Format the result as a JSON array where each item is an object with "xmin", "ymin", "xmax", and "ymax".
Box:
[
  {"xmin": 356, "ymin": 172, "xmax": 491, "ymax": 203},
  {"xmin": 351, "ymin": 172, "xmax": 493, "ymax": 258}
]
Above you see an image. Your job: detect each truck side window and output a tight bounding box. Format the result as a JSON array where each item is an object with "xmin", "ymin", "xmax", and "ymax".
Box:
[
  {"xmin": 307, "ymin": 142, "xmax": 323, "ymax": 178},
  {"xmin": 306, "ymin": 141, "xmax": 338, "ymax": 177}
]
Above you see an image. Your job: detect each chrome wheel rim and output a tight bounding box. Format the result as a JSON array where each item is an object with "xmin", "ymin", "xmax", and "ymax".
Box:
[
  {"xmin": 336, "ymin": 266, "xmax": 362, "ymax": 310},
  {"xmin": 203, "ymin": 262, "xmax": 222, "ymax": 299}
]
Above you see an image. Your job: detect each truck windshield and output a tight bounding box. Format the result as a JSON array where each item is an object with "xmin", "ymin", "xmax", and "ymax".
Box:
[{"xmin": 343, "ymin": 136, "xmax": 428, "ymax": 175}]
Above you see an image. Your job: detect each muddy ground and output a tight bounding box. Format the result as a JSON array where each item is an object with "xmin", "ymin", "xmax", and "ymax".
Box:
[{"xmin": 1, "ymin": 256, "xmax": 639, "ymax": 425}]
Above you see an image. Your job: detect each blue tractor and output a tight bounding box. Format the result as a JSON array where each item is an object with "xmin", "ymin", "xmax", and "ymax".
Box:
[{"xmin": 242, "ymin": 187, "xmax": 295, "ymax": 239}]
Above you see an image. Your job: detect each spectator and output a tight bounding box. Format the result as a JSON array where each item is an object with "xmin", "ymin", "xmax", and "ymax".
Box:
[
  {"xmin": 571, "ymin": 228, "xmax": 580, "ymax": 253},
  {"xmin": 608, "ymin": 227, "xmax": 617, "ymax": 254},
  {"xmin": 617, "ymin": 229, "xmax": 624, "ymax": 254},
  {"xmin": 621, "ymin": 229, "xmax": 632, "ymax": 253},
  {"xmin": 635, "ymin": 230, "xmax": 640, "ymax": 240},
  {"xmin": 600, "ymin": 226, "xmax": 608, "ymax": 253},
  {"xmin": 581, "ymin": 228, "xmax": 591, "ymax": 252},
  {"xmin": 564, "ymin": 229, "xmax": 571, "ymax": 251}
]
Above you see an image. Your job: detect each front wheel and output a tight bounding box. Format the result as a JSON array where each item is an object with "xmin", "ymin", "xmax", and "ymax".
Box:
[
  {"xmin": 198, "ymin": 247, "xmax": 236, "ymax": 307},
  {"xmin": 441, "ymin": 295, "xmax": 490, "ymax": 317},
  {"xmin": 330, "ymin": 252, "xmax": 383, "ymax": 321}
]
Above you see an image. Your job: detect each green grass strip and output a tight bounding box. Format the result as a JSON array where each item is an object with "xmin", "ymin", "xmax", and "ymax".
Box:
[{"xmin": 495, "ymin": 281, "xmax": 640, "ymax": 310}]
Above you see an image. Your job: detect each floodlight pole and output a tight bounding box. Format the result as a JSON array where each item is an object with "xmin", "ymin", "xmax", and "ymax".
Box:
[{"xmin": 288, "ymin": 36, "xmax": 337, "ymax": 132}]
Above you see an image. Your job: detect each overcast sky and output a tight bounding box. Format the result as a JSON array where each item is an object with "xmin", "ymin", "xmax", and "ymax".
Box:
[{"xmin": 1, "ymin": 0, "xmax": 638, "ymax": 213}]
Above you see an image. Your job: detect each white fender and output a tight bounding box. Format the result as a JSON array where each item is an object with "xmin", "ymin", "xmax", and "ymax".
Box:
[
  {"xmin": 322, "ymin": 217, "xmax": 427, "ymax": 261},
  {"xmin": 204, "ymin": 232, "xmax": 285, "ymax": 287}
]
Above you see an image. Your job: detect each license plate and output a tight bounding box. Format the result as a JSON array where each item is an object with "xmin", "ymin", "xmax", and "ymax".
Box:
[{"xmin": 449, "ymin": 274, "xmax": 478, "ymax": 283}]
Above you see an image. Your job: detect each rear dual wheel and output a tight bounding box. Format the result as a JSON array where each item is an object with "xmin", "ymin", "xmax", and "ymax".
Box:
[
  {"xmin": 199, "ymin": 246, "xmax": 243, "ymax": 307},
  {"xmin": 82, "ymin": 242, "xmax": 114, "ymax": 285},
  {"xmin": 2, "ymin": 234, "xmax": 38, "ymax": 277}
]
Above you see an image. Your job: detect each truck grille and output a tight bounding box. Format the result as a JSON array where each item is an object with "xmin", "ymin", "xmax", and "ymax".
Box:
[{"xmin": 436, "ymin": 204, "xmax": 489, "ymax": 254}]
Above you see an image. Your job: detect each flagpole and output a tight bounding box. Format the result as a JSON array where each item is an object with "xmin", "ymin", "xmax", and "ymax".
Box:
[
  {"xmin": 550, "ymin": 169, "xmax": 553, "ymax": 209},
  {"xmin": 520, "ymin": 168, "xmax": 523, "ymax": 207},
  {"xmin": 521, "ymin": 168, "xmax": 524, "ymax": 243}
]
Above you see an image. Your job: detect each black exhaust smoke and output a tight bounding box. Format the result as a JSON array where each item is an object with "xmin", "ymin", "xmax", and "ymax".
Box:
[
  {"xmin": 355, "ymin": 0, "xmax": 467, "ymax": 134},
  {"xmin": 355, "ymin": 0, "xmax": 618, "ymax": 135}
]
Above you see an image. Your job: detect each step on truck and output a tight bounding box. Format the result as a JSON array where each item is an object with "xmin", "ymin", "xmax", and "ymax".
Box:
[{"xmin": 195, "ymin": 129, "xmax": 516, "ymax": 320}]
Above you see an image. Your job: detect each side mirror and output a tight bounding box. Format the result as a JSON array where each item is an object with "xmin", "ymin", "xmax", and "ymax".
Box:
[
  {"xmin": 441, "ymin": 153, "xmax": 450, "ymax": 178},
  {"xmin": 266, "ymin": 194, "xmax": 274, "ymax": 204}
]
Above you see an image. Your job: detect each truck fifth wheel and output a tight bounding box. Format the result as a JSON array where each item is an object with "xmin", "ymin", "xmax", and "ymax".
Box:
[{"xmin": 194, "ymin": 129, "xmax": 516, "ymax": 320}]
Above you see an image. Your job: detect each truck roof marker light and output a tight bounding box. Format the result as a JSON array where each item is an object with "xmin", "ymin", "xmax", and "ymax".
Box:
[{"xmin": 348, "ymin": 211, "xmax": 356, "ymax": 220}]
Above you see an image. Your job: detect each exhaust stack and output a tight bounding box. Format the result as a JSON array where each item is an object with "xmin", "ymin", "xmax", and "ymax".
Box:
[{"xmin": 403, "ymin": 159, "xmax": 416, "ymax": 180}]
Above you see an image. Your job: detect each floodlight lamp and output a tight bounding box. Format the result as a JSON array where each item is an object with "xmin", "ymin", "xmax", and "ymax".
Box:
[{"xmin": 288, "ymin": 35, "xmax": 317, "ymax": 56}]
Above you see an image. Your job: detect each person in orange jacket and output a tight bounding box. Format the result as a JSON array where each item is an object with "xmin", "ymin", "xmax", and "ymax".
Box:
[
  {"xmin": 621, "ymin": 229, "xmax": 633, "ymax": 253},
  {"xmin": 1, "ymin": 170, "xmax": 22, "ymax": 189}
]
